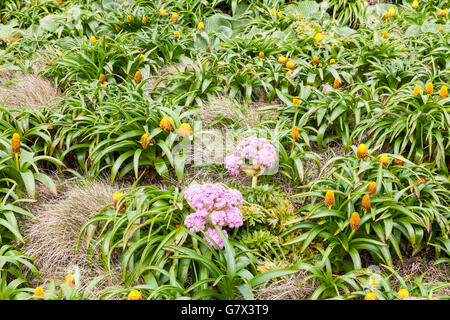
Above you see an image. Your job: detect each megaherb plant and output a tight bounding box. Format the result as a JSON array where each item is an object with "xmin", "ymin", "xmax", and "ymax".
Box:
[
  {"xmin": 353, "ymin": 83, "xmax": 450, "ymax": 172},
  {"xmin": 282, "ymin": 147, "xmax": 450, "ymax": 271},
  {"xmin": 299, "ymin": 262, "xmax": 450, "ymax": 300},
  {"xmin": 78, "ymin": 183, "xmax": 297, "ymax": 299},
  {"xmin": 0, "ymin": 133, "xmax": 64, "ymax": 199}
]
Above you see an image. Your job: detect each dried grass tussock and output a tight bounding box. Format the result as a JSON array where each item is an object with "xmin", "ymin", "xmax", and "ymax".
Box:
[
  {"xmin": 0, "ymin": 70, "xmax": 60, "ymax": 109},
  {"xmin": 22, "ymin": 180, "xmax": 126, "ymax": 298},
  {"xmin": 254, "ymin": 271, "xmax": 316, "ymax": 300}
]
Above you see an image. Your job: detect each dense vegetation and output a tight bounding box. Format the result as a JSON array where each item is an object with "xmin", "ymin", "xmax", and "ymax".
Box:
[{"xmin": 0, "ymin": 0, "xmax": 448, "ymax": 300}]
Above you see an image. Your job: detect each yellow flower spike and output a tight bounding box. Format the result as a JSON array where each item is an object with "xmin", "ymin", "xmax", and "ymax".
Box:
[
  {"xmin": 440, "ymin": 85, "xmax": 448, "ymax": 98},
  {"xmin": 298, "ymin": 13, "xmax": 303, "ymax": 20},
  {"xmin": 159, "ymin": 116, "xmax": 174, "ymax": 131},
  {"xmin": 140, "ymin": 54, "xmax": 145, "ymax": 60},
  {"xmin": 398, "ymin": 288, "xmax": 409, "ymax": 298},
  {"xmin": 385, "ymin": 12, "xmax": 390, "ymax": 21},
  {"xmin": 57, "ymin": 0, "xmax": 62, "ymax": 5},
  {"xmin": 174, "ymin": 30, "xmax": 180, "ymax": 38},
  {"xmin": 350, "ymin": 212, "xmax": 360, "ymax": 231},
  {"xmin": 329, "ymin": 58, "xmax": 336, "ymax": 65},
  {"xmin": 325, "ymin": 190, "xmax": 335, "ymax": 209},
  {"xmin": 438, "ymin": 27, "xmax": 443, "ymax": 33},
  {"xmin": 134, "ymin": 70, "xmax": 142, "ymax": 84},
  {"xmin": 286, "ymin": 60, "xmax": 295, "ymax": 70},
  {"xmin": 99, "ymin": 73, "xmax": 106, "ymax": 84},
  {"xmin": 312, "ymin": 56, "xmax": 319, "ymax": 66},
  {"xmin": 34, "ymin": 287, "xmax": 45, "ymax": 300},
  {"xmin": 425, "ymin": 82, "xmax": 433, "ymax": 95},
  {"xmin": 142, "ymin": 16, "xmax": 147, "ymax": 24},
  {"xmin": 115, "ymin": 24, "xmax": 120, "ymax": 31},
  {"xmin": 141, "ymin": 133, "xmax": 149, "ymax": 149},
  {"xmin": 278, "ymin": 56, "xmax": 287, "ymax": 64},
  {"xmin": 291, "ymin": 126, "xmax": 299, "ymax": 154},
  {"xmin": 440, "ymin": 9, "xmax": 448, "ymax": 17},
  {"xmin": 379, "ymin": 155, "xmax": 389, "ymax": 166},
  {"xmin": 362, "ymin": 195, "xmax": 371, "ymax": 213},
  {"xmin": 413, "ymin": 85, "xmax": 421, "ymax": 96},
  {"xmin": 382, "ymin": 30, "xmax": 387, "ymax": 39},
  {"xmin": 65, "ymin": 274, "xmax": 76, "ymax": 292},
  {"xmin": 389, "ymin": 7, "xmax": 396, "ymax": 17},
  {"xmin": 333, "ymin": 78, "xmax": 340, "ymax": 89},
  {"xmin": 128, "ymin": 290, "xmax": 142, "ymax": 300},
  {"xmin": 160, "ymin": 9, "xmax": 166, "ymax": 17},
  {"xmin": 364, "ymin": 292, "xmax": 377, "ymax": 300},
  {"xmin": 90, "ymin": 35, "xmax": 96, "ymax": 45},
  {"xmin": 58, "ymin": 52, "xmax": 63, "ymax": 57},
  {"xmin": 270, "ymin": 8, "xmax": 275, "ymax": 16},
  {"xmin": 412, "ymin": 0, "xmax": 418, "ymax": 9},
  {"xmin": 11, "ymin": 133, "xmax": 20, "ymax": 154},
  {"xmin": 314, "ymin": 32, "xmax": 323, "ymax": 42},
  {"xmin": 126, "ymin": 15, "xmax": 131, "ymax": 23},
  {"xmin": 368, "ymin": 278, "xmax": 379, "ymax": 285},
  {"xmin": 368, "ymin": 182, "xmax": 377, "ymax": 196},
  {"xmin": 292, "ymin": 98, "xmax": 300, "ymax": 105},
  {"xmin": 277, "ymin": 11, "xmax": 282, "ymax": 18},
  {"xmin": 291, "ymin": 126, "xmax": 299, "ymax": 141},
  {"xmin": 113, "ymin": 192, "xmax": 125, "ymax": 211},
  {"xmin": 259, "ymin": 51, "xmax": 264, "ymax": 59},
  {"xmin": 356, "ymin": 143, "xmax": 368, "ymax": 159},
  {"xmin": 198, "ymin": 22, "xmax": 204, "ymax": 29},
  {"xmin": 178, "ymin": 123, "xmax": 193, "ymax": 137},
  {"xmin": 172, "ymin": 12, "xmax": 178, "ymax": 22}
]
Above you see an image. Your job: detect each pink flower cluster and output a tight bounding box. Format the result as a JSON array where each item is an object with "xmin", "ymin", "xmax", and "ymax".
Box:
[
  {"xmin": 224, "ymin": 136, "xmax": 277, "ymax": 176},
  {"xmin": 184, "ymin": 184, "xmax": 243, "ymax": 249}
]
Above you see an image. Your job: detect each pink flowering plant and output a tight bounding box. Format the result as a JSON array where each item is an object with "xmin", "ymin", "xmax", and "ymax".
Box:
[
  {"xmin": 224, "ymin": 136, "xmax": 277, "ymax": 187},
  {"xmin": 184, "ymin": 183, "xmax": 244, "ymax": 250}
]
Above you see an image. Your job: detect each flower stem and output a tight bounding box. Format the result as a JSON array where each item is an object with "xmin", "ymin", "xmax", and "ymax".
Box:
[
  {"xmin": 251, "ymin": 176, "xmax": 258, "ymax": 188},
  {"xmin": 14, "ymin": 153, "xmax": 19, "ymax": 171}
]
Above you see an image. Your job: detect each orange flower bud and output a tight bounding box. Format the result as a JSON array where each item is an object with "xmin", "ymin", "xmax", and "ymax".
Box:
[
  {"xmin": 312, "ymin": 56, "xmax": 319, "ymax": 65},
  {"xmin": 439, "ymin": 85, "xmax": 448, "ymax": 98},
  {"xmin": 99, "ymin": 73, "xmax": 106, "ymax": 84},
  {"xmin": 368, "ymin": 182, "xmax": 377, "ymax": 195},
  {"xmin": 134, "ymin": 70, "xmax": 142, "ymax": 84},
  {"xmin": 364, "ymin": 292, "xmax": 377, "ymax": 300},
  {"xmin": 325, "ymin": 190, "xmax": 335, "ymax": 209},
  {"xmin": 291, "ymin": 126, "xmax": 299, "ymax": 141},
  {"xmin": 333, "ymin": 78, "xmax": 340, "ymax": 89},
  {"xmin": 178, "ymin": 123, "xmax": 193, "ymax": 137},
  {"xmin": 160, "ymin": 116, "xmax": 174, "ymax": 131},
  {"xmin": 426, "ymin": 82, "xmax": 433, "ymax": 95},
  {"xmin": 34, "ymin": 287, "xmax": 45, "ymax": 300},
  {"xmin": 11, "ymin": 133, "xmax": 20, "ymax": 154},
  {"xmin": 128, "ymin": 290, "xmax": 142, "ymax": 300},
  {"xmin": 141, "ymin": 133, "xmax": 149, "ymax": 149},
  {"xmin": 362, "ymin": 195, "xmax": 371, "ymax": 212},
  {"xmin": 379, "ymin": 155, "xmax": 389, "ymax": 166},
  {"xmin": 350, "ymin": 212, "xmax": 360, "ymax": 230},
  {"xmin": 357, "ymin": 144, "xmax": 368, "ymax": 159}
]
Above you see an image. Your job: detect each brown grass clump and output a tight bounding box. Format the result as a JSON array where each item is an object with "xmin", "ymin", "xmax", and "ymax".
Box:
[
  {"xmin": 21, "ymin": 180, "xmax": 127, "ymax": 299},
  {"xmin": 254, "ymin": 270, "xmax": 316, "ymax": 300},
  {"xmin": 0, "ymin": 70, "xmax": 60, "ymax": 109}
]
